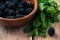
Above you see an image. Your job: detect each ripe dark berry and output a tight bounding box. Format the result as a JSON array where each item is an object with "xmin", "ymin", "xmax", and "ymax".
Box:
[
  {"xmin": 0, "ymin": 10, "xmax": 5, "ymax": 17},
  {"xmin": 5, "ymin": 1, "xmax": 11, "ymax": 5},
  {"xmin": 20, "ymin": 14, "xmax": 26, "ymax": 17},
  {"xmin": 0, "ymin": 11, "xmax": 2, "ymax": 17},
  {"xmin": 27, "ymin": 2, "xmax": 34, "ymax": 8},
  {"xmin": 5, "ymin": 8, "xmax": 9, "ymax": 12},
  {"xmin": 10, "ymin": 16, "xmax": 15, "ymax": 18},
  {"xmin": 5, "ymin": 1, "xmax": 11, "ymax": 7},
  {"xmin": 4, "ymin": 8, "xmax": 10, "ymax": 15},
  {"xmin": 7, "ymin": 2, "xmax": 16, "ymax": 9},
  {"xmin": 18, "ymin": 4, "xmax": 23, "ymax": 8},
  {"xmin": 0, "ymin": 0, "xmax": 34, "ymax": 18},
  {"xmin": 0, "ymin": 11, "xmax": 1, "ymax": 14},
  {"xmin": 16, "ymin": 10, "xmax": 26, "ymax": 17},
  {"xmin": 12, "ymin": 0, "xmax": 18, "ymax": 3},
  {"xmin": 25, "ymin": 8, "xmax": 33, "ymax": 14},
  {"xmin": 18, "ymin": 0, "xmax": 22, "ymax": 2},
  {"xmin": 8, "ymin": 10, "xmax": 16, "ymax": 16},
  {"xmin": 20, "ymin": 0, "xmax": 27, "ymax": 7},
  {"xmin": 17, "ymin": 8, "xmax": 25, "ymax": 13},
  {"xmin": 5, "ymin": 16, "xmax": 14, "ymax": 19},
  {"xmin": 48, "ymin": 27, "xmax": 55, "ymax": 36},
  {"xmin": 0, "ymin": 3, "xmax": 6, "ymax": 11},
  {"xmin": 15, "ymin": 13, "xmax": 21, "ymax": 18}
]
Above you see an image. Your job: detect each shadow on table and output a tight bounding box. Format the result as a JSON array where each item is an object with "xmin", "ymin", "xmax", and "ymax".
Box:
[{"xmin": 3, "ymin": 26, "xmax": 23, "ymax": 34}]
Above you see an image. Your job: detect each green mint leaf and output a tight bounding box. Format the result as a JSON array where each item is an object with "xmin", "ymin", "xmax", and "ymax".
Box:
[
  {"xmin": 46, "ymin": 6, "xmax": 56, "ymax": 15},
  {"xmin": 48, "ymin": 0, "xmax": 54, "ymax": 2},
  {"xmin": 40, "ymin": 29, "xmax": 46, "ymax": 37},
  {"xmin": 24, "ymin": 23, "xmax": 34, "ymax": 33},
  {"xmin": 39, "ymin": 3, "xmax": 46, "ymax": 11},
  {"xmin": 28, "ymin": 31, "xmax": 35, "ymax": 37},
  {"xmin": 33, "ymin": 16, "xmax": 41, "ymax": 28},
  {"xmin": 46, "ymin": 19, "xmax": 52, "ymax": 28},
  {"xmin": 35, "ymin": 28, "xmax": 39, "ymax": 36},
  {"xmin": 38, "ymin": 0, "xmax": 47, "ymax": 3},
  {"xmin": 41, "ymin": 12, "xmax": 46, "ymax": 29}
]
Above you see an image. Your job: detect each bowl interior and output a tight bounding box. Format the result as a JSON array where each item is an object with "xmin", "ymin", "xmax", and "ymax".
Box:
[
  {"xmin": 0, "ymin": 0, "xmax": 37, "ymax": 20},
  {"xmin": 0, "ymin": 0, "xmax": 37, "ymax": 26}
]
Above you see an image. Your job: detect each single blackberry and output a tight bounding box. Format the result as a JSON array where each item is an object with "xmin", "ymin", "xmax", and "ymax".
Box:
[{"xmin": 48, "ymin": 27, "xmax": 55, "ymax": 36}]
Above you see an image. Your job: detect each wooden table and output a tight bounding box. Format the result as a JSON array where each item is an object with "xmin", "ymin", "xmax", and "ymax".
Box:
[
  {"xmin": 0, "ymin": 22, "xmax": 60, "ymax": 40},
  {"xmin": 0, "ymin": 0, "xmax": 60, "ymax": 40}
]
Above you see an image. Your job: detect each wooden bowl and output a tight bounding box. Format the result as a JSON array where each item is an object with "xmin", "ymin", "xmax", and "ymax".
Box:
[{"xmin": 0, "ymin": 0, "xmax": 38, "ymax": 27}]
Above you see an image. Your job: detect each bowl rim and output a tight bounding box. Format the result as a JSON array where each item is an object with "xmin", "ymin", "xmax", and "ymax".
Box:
[{"xmin": 0, "ymin": 0, "xmax": 37, "ymax": 21}]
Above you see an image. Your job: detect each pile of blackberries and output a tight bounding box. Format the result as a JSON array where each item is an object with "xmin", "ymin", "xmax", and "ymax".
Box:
[{"xmin": 0, "ymin": 0, "xmax": 34, "ymax": 19}]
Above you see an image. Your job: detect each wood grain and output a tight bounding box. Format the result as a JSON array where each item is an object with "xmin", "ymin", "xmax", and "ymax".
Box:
[
  {"xmin": 0, "ymin": 22, "xmax": 60, "ymax": 40},
  {"xmin": 0, "ymin": 26, "xmax": 32, "ymax": 40}
]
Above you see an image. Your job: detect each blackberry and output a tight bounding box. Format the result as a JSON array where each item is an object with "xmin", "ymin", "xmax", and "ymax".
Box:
[
  {"xmin": 18, "ymin": 0, "xmax": 23, "ymax": 2},
  {"xmin": 8, "ymin": 10, "xmax": 16, "ymax": 16},
  {"xmin": 5, "ymin": 1, "xmax": 11, "ymax": 7},
  {"xmin": 17, "ymin": 8, "xmax": 25, "ymax": 14},
  {"xmin": 48, "ymin": 27, "xmax": 55, "ymax": 36},
  {"xmin": 27, "ymin": 2, "xmax": 34, "ymax": 8},
  {"xmin": 18, "ymin": 4, "xmax": 23, "ymax": 8},
  {"xmin": 7, "ymin": 1, "xmax": 16, "ymax": 9},
  {"xmin": 15, "ymin": 13, "xmax": 21, "ymax": 18},
  {"xmin": 25, "ymin": 8, "xmax": 33, "ymax": 14},
  {"xmin": 20, "ymin": 0, "xmax": 27, "ymax": 7},
  {"xmin": 0, "ymin": 3, "xmax": 6, "ymax": 11},
  {"xmin": 5, "ymin": 16, "xmax": 14, "ymax": 19},
  {"xmin": 0, "ymin": 11, "xmax": 2, "ymax": 17}
]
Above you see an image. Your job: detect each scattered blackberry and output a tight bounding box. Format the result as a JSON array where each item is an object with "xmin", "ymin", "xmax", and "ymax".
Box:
[{"xmin": 48, "ymin": 27, "xmax": 55, "ymax": 36}]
